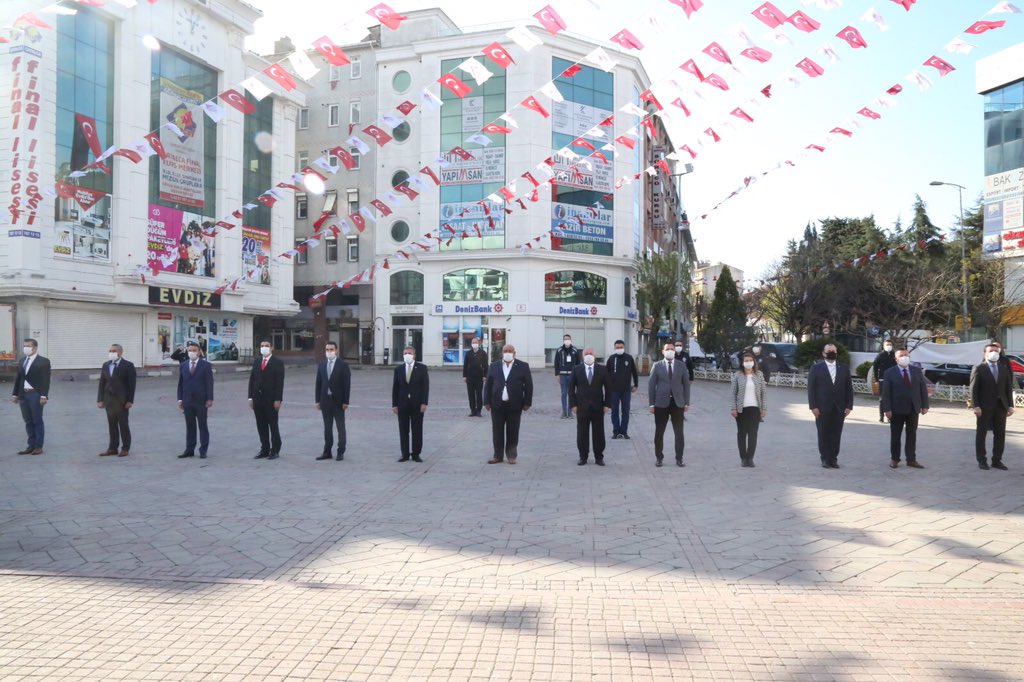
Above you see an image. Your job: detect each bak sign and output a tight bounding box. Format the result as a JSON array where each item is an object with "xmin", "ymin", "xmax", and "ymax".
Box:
[{"xmin": 149, "ymin": 286, "xmax": 221, "ymax": 310}]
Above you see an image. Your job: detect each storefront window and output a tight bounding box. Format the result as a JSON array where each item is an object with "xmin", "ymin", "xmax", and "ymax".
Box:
[
  {"xmin": 442, "ymin": 268, "xmax": 509, "ymax": 301},
  {"xmin": 544, "ymin": 318, "xmax": 605, "ymax": 365},
  {"xmin": 544, "ymin": 270, "xmax": 607, "ymax": 304},
  {"xmin": 440, "ymin": 316, "xmax": 506, "ymax": 366},
  {"xmin": 162, "ymin": 315, "xmax": 241, "ymax": 362},
  {"xmin": 390, "ymin": 270, "xmax": 424, "ymax": 305}
]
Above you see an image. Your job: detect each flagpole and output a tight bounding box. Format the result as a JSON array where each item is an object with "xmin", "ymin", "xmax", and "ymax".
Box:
[{"xmin": 930, "ymin": 181, "xmax": 968, "ymax": 334}]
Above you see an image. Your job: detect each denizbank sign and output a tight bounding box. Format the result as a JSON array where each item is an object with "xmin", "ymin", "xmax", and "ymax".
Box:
[{"xmin": 432, "ymin": 303, "xmax": 624, "ymax": 318}]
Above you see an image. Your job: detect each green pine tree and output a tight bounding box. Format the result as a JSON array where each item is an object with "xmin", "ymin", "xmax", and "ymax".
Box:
[{"xmin": 697, "ymin": 266, "xmax": 755, "ymax": 367}]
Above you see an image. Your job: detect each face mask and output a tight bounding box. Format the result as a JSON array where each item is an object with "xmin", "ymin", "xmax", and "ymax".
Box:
[
  {"xmin": 108, "ymin": 352, "xmax": 119, "ymax": 362},
  {"xmin": 824, "ymin": 351, "xmax": 837, "ymax": 361},
  {"xmin": 404, "ymin": 354, "xmax": 414, "ymax": 364},
  {"xmin": 883, "ymin": 344, "xmax": 893, "ymax": 352},
  {"xmin": 663, "ymin": 350, "xmax": 675, "ymax": 360},
  {"xmin": 260, "ymin": 347, "xmax": 271, "ymax": 357},
  {"xmin": 563, "ymin": 340, "xmax": 572, "ymax": 347},
  {"xmin": 188, "ymin": 351, "xmax": 199, "ymax": 361},
  {"xmin": 614, "ymin": 348, "xmax": 625, "ymax": 355},
  {"xmin": 897, "ymin": 356, "xmax": 911, "ymax": 368},
  {"xmin": 674, "ymin": 346, "xmax": 683, "ymax": 354},
  {"xmin": 325, "ymin": 351, "xmax": 337, "ymax": 360},
  {"xmin": 471, "ymin": 344, "xmax": 479, "ymax": 350},
  {"xmin": 987, "ymin": 351, "xmax": 1000, "ymax": 363},
  {"xmin": 583, "ymin": 354, "xmax": 595, "ymax": 365},
  {"xmin": 22, "ymin": 347, "xmax": 33, "ymax": 356},
  {"xmin": 743, "ymin": 361, "xmax": 754, "ymax": 370},
  {"xmin": 503, "ymin": 352, "xmax": 514, "ymax": 363}
]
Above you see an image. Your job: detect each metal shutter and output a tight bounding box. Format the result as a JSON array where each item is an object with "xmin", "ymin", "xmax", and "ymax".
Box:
[{"xmin": 46, "ymin": 308, "xmax": 144, "ymax": 370}]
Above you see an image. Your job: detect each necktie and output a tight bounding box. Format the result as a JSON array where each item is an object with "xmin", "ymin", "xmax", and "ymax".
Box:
[
  {"xmin": 110, "ymin": 361, "xmax": 117, "ymax": 377},
  {"xmin": 991, "ymin": 363, "xmax": 998, "ymax": 380},
  {"xmin": 190, "ymin": 361, "xmax": 196, "ymax": 376},
  {"xmin": 667, "ymin": 361, "xmax": 673, "ymax": 381},
  {"xmin": 902, "ymin": 368, "xmax": 910, "ymax": 386},
  {"xmin": 262, "ymin": 357, "xmax": 268, "ymax": 370},
  {"xmin": 328, "ymin": 360, "xmax": 334, "ymax": 377},
  {"xmin": 24, "ymin": 356, "xmax": 29, "ymax": 373},
  {"xmin": 587, "ymin": 366, "xmax": 593, "ymax": 384},
  {"xmin": 406, "ymin": 364, "xmax": 412, "ymax": 382}
]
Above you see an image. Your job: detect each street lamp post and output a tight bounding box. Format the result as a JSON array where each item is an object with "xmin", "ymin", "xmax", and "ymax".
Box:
[
  {"xmin": 929, "ymin": 181, "xmax": 968, "ymax": 334},
  {"xmin": 671, "ymin": 165, "xmax": 695, "ymax": 340}
]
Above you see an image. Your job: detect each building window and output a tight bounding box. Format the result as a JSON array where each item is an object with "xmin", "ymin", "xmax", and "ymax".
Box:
[
  {"xmin": 984, "ymin": 79, "xmax": 1024, "ymax": 175},
  {"xmin": 391, "ymin": 170, "xmax": 410, "ymax": 188},
  {"xmin": 544, "ymin": 270, "xmax": 608, "ymax": 304},
  {"xmin": 346, "ymin": 189, "xmax": 359, "ymax": 214},
  {"xmin": 347, "ymin": 236, "xmax": 359, "ymax": 261},
  {"xmin": 443, "ymin": 269, "xmax": 509, "ymax": 301},
  {"xmin": 298, "ymin": 107, "xmax": 309, "ymax": 129},
  {"xmin": 323, "ymin": 190, "xmax": 338, "ymax": 215},
  {"xmin": 393, "ymin": 70, "xmax": 412, "ymax": 93},
  {"xmin": 350, "ymin": 55, "xmax": 361, "ymax": 79},
  {"xmin": 393, "ymin": 121, "xmax": 411, "ymax": 143},
  {"xmin": 325, "ymin": 236, "xmax": 338, "ymax": 263},
  {"xmin": 329, "ymin": 65, "xmax": 343, "ymax": 81},
  {"xmin": 624, "ymin": 277, "xmax": 632, "ymax": 307},
  {"xmin": 297, "ymin": 150, "xmax": 308, "ymax": 170},
  {"xmin": 390, "ymin": 270, "xmax": 424, "ymax": 305},
  {"xmin": 328, "ymin": 104, "xmax": 340, "ymax": 127},
  {"xmin": 294, "ymin": 239, "xmax": 308, "ymax": 265},
  {"xmin": 328, "ymin": 155, "xmax": 340, "ymax": 170},
  {"xmin": 545, "ymin": 318, "xmax": 606, "ymax": 365},
  {"xmin": 391, "ymin": 220, "xmax": 410, "ymax": 243},
  {"xmin": 349, "ymin": 148, "xmax": 361, "ymax": 170},
  {"xmin": 296, "ymin": 194, "xmax": 308, "ymax": 220},
  {"xmin": 243, "ymin": 94, "xmax": 274, "ymax": 233},
  {"xmin": 349, "ymin": 101, "xmax": 361, "ymax": 124}
]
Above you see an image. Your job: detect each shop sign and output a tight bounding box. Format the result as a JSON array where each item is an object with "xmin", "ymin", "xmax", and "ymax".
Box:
[{"xmin": 149, "ymin": 286, "xmax": 221, "ymax": 309}]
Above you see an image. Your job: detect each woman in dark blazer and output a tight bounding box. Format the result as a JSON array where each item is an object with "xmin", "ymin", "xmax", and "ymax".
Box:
[{"xmin": 730, "ymin": 351, "xmax": 767, "ymax": 467}]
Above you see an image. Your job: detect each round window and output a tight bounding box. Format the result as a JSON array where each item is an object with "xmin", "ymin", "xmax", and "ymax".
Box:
[
  {"xmin": 392, "ymin": 121, "xmax": 411, "ymax": 143},
  {"xmin": 391, "ymin": 220, "xmax": 410, "ymax": 242},
  {"xmin": 392, "ymin": 70, "xmax": 412, "ymax": 93},
  {"xmin": 391, "ymin": 170, "xmax": 410, "ymax": 188}
]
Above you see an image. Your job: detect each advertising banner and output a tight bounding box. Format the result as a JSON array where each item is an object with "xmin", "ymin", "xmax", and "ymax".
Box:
[
  {"xmin": 0, "ymin": 304, "xmax": 14, "ymax": 360},
  {"xmin": 440, "ymin": 200, "xmax": 505, "ymax": 238},
  {"xmin": 158, "ymin": 77, "xmax": 206, "ymax": 209},
  {"xmin": 241, "ymin": 226, "xmax": 271, "ymax": 284},
  {"xmin": 551, "ymin": 202, "xmax": 614, "ymax": 243},
  {"xmin": 169, "ymin": 315, "xmax": 239, "ymax": 362},
  {"xmin": 550, "ymin": 149, "xmax": 613, "ymax": 193},
  {"xmin": 983, "ymin": 166, "xmax": 1024, "ymax": 259},
  {"xmin": 147, "ymin": 204, "xmax": 216, "ymax": 277},
  {"xmin": 439, "ymin": 147, "xmax": 505, "ymax": 185},
  {"xmin": 552, "ymin": 101, "xmax": 613, "ymax": 139},
  {"xmin": 53, "ymin": 194, "xmax": 111, "ymax": 261}
]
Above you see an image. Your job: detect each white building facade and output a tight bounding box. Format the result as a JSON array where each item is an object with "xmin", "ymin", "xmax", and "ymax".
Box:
[{"xmin": 0, "ymin": 0, "xmax": 301, "ymax": 369}]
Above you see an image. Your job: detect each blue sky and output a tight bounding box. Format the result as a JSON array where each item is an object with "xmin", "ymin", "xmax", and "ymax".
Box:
[{"xmin": 246, "ymin": 0, "xmax": 1022, "ymax": 281}]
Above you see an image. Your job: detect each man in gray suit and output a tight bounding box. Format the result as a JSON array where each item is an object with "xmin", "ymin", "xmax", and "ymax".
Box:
[
  {"xmin": 648, "ymin": 341, "xmax": 691, "ymax": 467},
  {"xmin": 881, "ymin": 348, "xmax": 929, "ymax": 469}
]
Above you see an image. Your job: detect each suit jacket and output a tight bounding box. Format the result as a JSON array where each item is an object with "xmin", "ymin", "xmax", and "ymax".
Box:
[
  {"xmin": 569, "ymin": 363, "xmax": 611, "ymax": 413},
  {"xmin": 731, "ymin": 370, "xmax": 767, "ymax": 413},
  {"xmin": 807, "ymin": 362, "xmax": 854, "ymax": 413},
  {"xmin": 177, "ymin": 358, "xmax": 214, "ymax": 405},
  {"xmin": 98, "ymin": 358, "xmax": 137, "ymax": 405},
  {"xmin": 393, "ymin": 362, "xmax": 429, "ymax": 409},
  {"xmin": 648, "ymin": 358, "xmax": 691, "ymax": 408},
  {"xmin": 484, "ymin": 359, "xmax": 533, "ymax": 410},
  {"xmin": 248, "ymin": 355, "xmax": 285, "ymax": 403},
  {"xmin": 316, "ymin": 358, "xmax": 351, "ymax": 407},
  {"xmin": 12, "ymin": 354, "xmax": 51, "ymax": 398},
  {"xmin": 462, "ymin": 348, "xmax": 489, "ymax": 381},
  {"xmin": 970, "ymin": 360, "xmax": 1013, "ymax": 411},
  {"xmin": 881, "ymin": 364, "xmax": 928, "ymax": 415}
]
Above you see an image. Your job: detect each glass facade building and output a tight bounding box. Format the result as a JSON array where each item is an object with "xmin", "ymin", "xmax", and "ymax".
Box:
[{"xmin": 984, "ymin": 78, "xmax": 1024, "ymax": 176}]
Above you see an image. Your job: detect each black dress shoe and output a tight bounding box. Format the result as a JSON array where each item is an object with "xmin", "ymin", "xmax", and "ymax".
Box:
[
  {"xmin": 267, "ymin": 453, "xmax": 279, "ymax": 460},
  {"xmin": 978, "ymin": 460, "xmax": 990, "ymax": 470},
  {"xmin": 577, "ymin": 459, "xmax": 587, "ymax": 465},
  {"xmin": 821, "ymin": 461, "xmax": 830, "ymax": 468},
  {"xmin": 992, "ymin": 461, "xmax": 1008, "ymax": 470},
  {"xmin": 411, "ymin": 456, "xmax": 423, "ymax": 462},
  {"xmin": 398, "ymin": 456, "xmax": 410, "ymax": 462},
  {"xmin": 830, "ymin": 462, "xmax": 840, "ymax": 469},
  {"xmin": 655, "ymin": 460, "xmax": 663, "ymax": 467},
  {"xmin": 622, "ymin": 434, "xmax": 630, "ymax": 440},
  {"xmin": 889, "ymin": 460, "xmax": 899, "ymax": 469},
  {"xmin": 336, "ymin": 453, "xmax": 344, "ymax": 461},
  {"xmin": 178, "ymin": 452, "xmax": 194, "ymax": 459},
  {"xmin": 907, "ymin": 461, "xmax": 924, "ymax": 469},
  {"xmin": 316, "ymin": 453, "xmax": 332, "ymax": 461},
  {"xmin": 199, "ymin": 453, "xmax": 207, "ymax": 459},
  {"xmin": 595, "ymin": 459, "xmax": 605, "ymax": 466},
  {"xmin": 676, "ymin": 459, "xmax": 684, "ymax": 467},
  {"xmin": 254, "ymin": 452, "xmax": 269, "ymax": 459}
]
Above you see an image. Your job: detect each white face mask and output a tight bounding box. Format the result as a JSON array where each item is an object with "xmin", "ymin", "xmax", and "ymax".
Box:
[
  {"xmin": 471, "ymin": 344, "xmax": 479, "ymax": 350},
  {"xmin": 503, "ymin": 352, "xmax": 514, "ymax": 363},
  {"xmin": 325, "ymin": 351, "xmax": 337, "ymax": 360},
  {"xmin": 674, "ymin": 346, "xmax": 683, "ymax": 354},
  {"xmin": 22, "ymin": 346, "xmax": 33, "ymax": 356},
  {"xmin": 883, "ymin": 344, "xmax": 893, "ymax": 352},
  {"xmin": 614, "ymin": 348, "xmax": 625, "ymax": 355},
  {"xmin": 108, "ymin": 352, "xmax": 119, "ymax": 362},
  {"xmin": 187, "ymin": 351, "xmax": 199, "ymax": 361},
  {"xmin": 987, "ymin": 351, "xmax": 1000, "ymax": 363},
  {"xmin": 897, "ymin": 356, "xmax": 911, "ymax": 368},
  {"xmin": 404, "ymin": 354, "xmax": 415, "ymax": 364},
  {"xmin": 563, "ymin": 340, "xmax": 572, "ymax": 347},
  {"xmin": 583, "ymin": 354, "xmax": 595, "ymax": 365},
  {"xmin": 663, "ymin": 350, "xmax": 675, "ymax": 360},
  {"xmin": 260, "ymin": 346, "xmax": 271, "ymax": 357},
  {"xmin": 743, "ymin": 361, "xmax": 754, "ymax": 370}
]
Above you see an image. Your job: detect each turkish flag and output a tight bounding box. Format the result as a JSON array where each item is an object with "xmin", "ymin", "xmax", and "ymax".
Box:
[
  {"xmin": 891, "ymin": 0, "xmax": 916, "ymax": 10},
  {"xmin": 830, "ymin": 127, "xmax": 853, "ymax": 137},
  {"xmin": 363, "ymin": 124, "xmax": 393, "ymax": 146},
  {"xmin": 573, "ymin": 138, "xmax": 596, "ymax": 150},
  {"xmin": 263, "ymin": 64, "xmax": 297, "ymax": 92},
  {"xmin": 522, "ymin": 171, "xmax": 540, "ymax": 187},
  {"xmin": 14, "ymin": 12, "xmax": 52, "ymax": 30},
  {"xmin": 806, "ymin": 144, "xmax": 825, "ymax": 152},
  {"xmin": 730, "ymin": 108, "xmax": 753, "ymax": 123},
  {"xmin": 923, "ymin": 55, "xmax": 955, "ymax": 77},
  {"xmin": 705, "ymin": 128, "xmax": 720, "ymax": 142},
  {"xmin": 367, "ymin": 3, "xmax": 407, "ymax": 30},
  {"xmin": 836, "ymin": 25, "xmax": 868, "ymax": 49},
  {"xmin": 394, "ymin": 183, "xmax": 419, "ymax": 200},
  {"xmin": 482, "ymin": 123, "xmax": 513, "ymax": 134},
  {"xmin": 370, "ymin": 200, "xmax": 393, "ymax": 217},
  {"xmin": 964, "ymin": 20, "xmax": 1006, "ymax": 35},
  {"xmin": 610, "ymin": 28, "xmax": 644, "ymax": 50},
  {"xmin": 534, "ymin": 5, "xmax": 567, "ymax": 34},
  {"xmin": 639, "ymin": 89, "xmax": 663, "ymax": 110},
  {"xmin": 680, "ymin": 145, "xmax": 697, "ymax": 160},
  {"xmin": 111, "ymin": 148, "xmax": 142, "ymax": 163},
  {"xmin": 420, "ymin": 166, "xmax": 441, "ymax": 185},
  {"xmin": 670, "ymin": 98, "xmax": 691, "ymax": 117},
  {"xmin": 438, "ymin": 73, "xmax": 473, "ymax": 98},
  {"xmin": 483, "ymin": 42, "xmax": 515, "ymax": 69},
  {"xmin": 615, "ymin": 135, "xmax": 636, "ymax": 150},
  {"xmin": 521, "ymin": 95, "xmax": 550, "ymax": 118},
  {"xmin": 740, "ymin": 46, "xmax": 773, "ymax": 63},
  {"xmin": 886, "ymin": 84, "xmax": 903, "ymax": 95},
  {"xmin": 74, "ymin": 113, "xmax": 104, "ymax": 169},
  {"xmin": 703, "ymin": 41, "xmax": 732, "ymax": 65},
  {"xmin": 703, "ymin": 73, "xmax": 729, "ymax": 91},
  {"xmin": 349, "ymin": 213, "xmax": 366, "ymax": 232},
  {"xmin": 396, "ymin": 101, "xmax": 417, "ymax": 116},
  {"xmin": 858, "ymin": 107, "xmax": 881, "ymax": 119},
  {"xmin": 668, "ymin": 0, "xmax": 703, "ymax": 18},
  {"xmin": 641, "ymin": 118, "xmax": 657, "ymax": 138},
  {"xmin": 257, "ymin": 193, "xmax": 278, "ymax": 208},
  {"xmin": 752, "ymin": 2, "xmax": 787, "ymax": 28},
  {"xmin": 787, "ymin": 10, "xmax": 821, "ymax": 32},
  {"xmin": 679, "ymin": 59, "xmax": 705, "ymax": 82},
  {"xmin": 313, "ymin": 36, "xmax": 350, "ymax": 66},
  {"xmin": 450, "ymin": 146, "xmax": 475, "ymax": 161},
  {"xmin": 795, "ymin": 57, "xmax": 824, "ymax": 78},
  {"xmin": 329, "ymin": 146, "xmax": 358, "ymax": 170},
  {"xmin": 562, "ymin": 64, "xmax": 582, "ymax": 77},
  {"xmin": 655, "ymin": 159, "xmax": 671, "ymax": 176},
  {"xmin": 219, "ymin": 89, "xmax": 256, "ymax": 114}
]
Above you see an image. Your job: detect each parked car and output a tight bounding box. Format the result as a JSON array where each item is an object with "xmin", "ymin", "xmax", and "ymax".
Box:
[
  {"xmin": 738, "ymin": 343, "xmax": 798, "ymax": 375},
  {"xmin": 922, "ymin": 363, "xmax": 972, "ymax": 386}
]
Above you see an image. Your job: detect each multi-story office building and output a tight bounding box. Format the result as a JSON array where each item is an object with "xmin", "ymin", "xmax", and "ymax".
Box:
[
  {"xmin": 288, "ymin": 9, "xmax": 682, "ymax": 368},
  {"xmin": 0, "ymin": 0, "xmax": 302, "ymax": 369}
]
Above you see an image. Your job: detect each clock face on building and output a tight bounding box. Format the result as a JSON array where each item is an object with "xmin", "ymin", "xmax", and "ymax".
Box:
[{"xmin": 175, "ymin": 7, "xmax": 209, "ymax": 56}]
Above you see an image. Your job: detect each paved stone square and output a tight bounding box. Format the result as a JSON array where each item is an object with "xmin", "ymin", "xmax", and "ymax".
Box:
[{"xmin": 1, "ymin": 366, "xmax": 1022, "ymax": 680}]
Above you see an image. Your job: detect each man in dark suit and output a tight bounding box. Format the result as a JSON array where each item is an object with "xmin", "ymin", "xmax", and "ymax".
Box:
[
  {"xmin": 315, "ymin": 341, "xmax": 350, "ymax": 461},
  {"xmin": 484, "ymin": 344, "xmax": 533, "ymax": 464},
  {"xmin": 881, "ymin": 349, "xmax": 929, "ymax": 469},
  {"xmin": 11, "ymin": 338, "xmax": 51, "ymax": 455},
  {"xmin": 176, "ymin": 340, "xmax": 214, "ymax": 459},
  {"xmin": 392, "ymin": 345, "xmax": 429, "ymax": 462},
  {"xmin": 606, "ymin": 339, "xmax": 638, "ymax": 440},
  {"xmin": 569, "ymin": 347, "xmax": 611, "ymax": 465},
  {"xmin": 97, "ymin": 343, "xmax": 137, "ymax": 457},
  {"xmin": 970, "ymin": 343, "xmax": 1015, "ymax": 470},
  {"xmin": 249, "ymin": 339, "xmax": 285, "ymax": 460},
  {"xmin": 462, "ymin": 336, "xmax": 489, "ymax": 417},
  {"xmin": 647, "ymin": 342, "xmax": 691, "ymax": 467},
  {"xmin": 807, "ymin": 343, "xmax": 854, "ymax": 469}
]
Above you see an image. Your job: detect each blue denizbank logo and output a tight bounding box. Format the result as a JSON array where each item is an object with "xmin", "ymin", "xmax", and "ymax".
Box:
[
  {"xmin": 455, "ymin": 304, "xmax": 494, "ymax": 313},
  {"xmin": 559, "ymin": 306, "xmax": 592, "ymax": 316}
]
